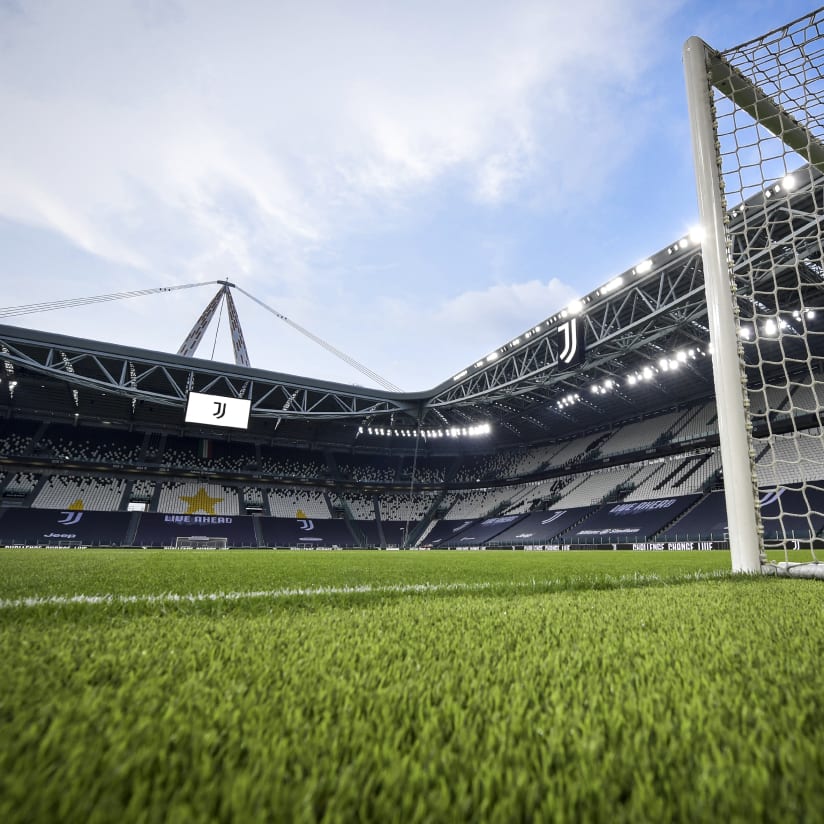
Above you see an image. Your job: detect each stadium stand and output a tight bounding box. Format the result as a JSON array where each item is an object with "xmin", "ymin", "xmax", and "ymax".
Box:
[
  {"xmin": 598, "ymin": 411, "xmax": 683, "ymax": 457},
  {"xmin": 33, "ymin": 475, "xmax": 125, "ymax": 511},
  {"xmin": 623, "ymin": 462, "xmax": 669, "ymax": 501},
  {"xmin": 156, "ymin": 481, "xmax": 240, "ymax": 516},
  {"xmin": 755, "ymin": 430, "xmax": 824, "ymax": 486},
  {"xmin": 35, "ymin": 423, "xmax": 141, "ymax": 464},
  {"xmin": 444, "ymin": 485, "xmax": 522, "ymax": 519},
  {"xmin": 340, "ymin": 492, "xmax": 376, "ymax": 519},
  {"xmin": 129, "ymin": 479, "xmax": 155, "ymax": 504},
  {"xmin": 568, "ymin": 496, "xmax": 701, "ymax": 544},
  {"xmin": 485, "ymin": 506, "xmax": 599, "ymax": 546},
  {"xmin": 1, "ymin": 356, "xmax": 823, "ymax": 550},
  {"xmin": 552, "ymin": 466, "xmax": 640, "ymax": 508},
  {"xmin": 657, "ymin": 491, "xmax": 728, "ymax": 541},
  {"xmin": 430, "ymin": 514, "xmax": 526, "ymax": 547},
  {"xmin": 377, "ymin": 492, "xmax": 436, "ymax": 522},
  {"xmin": 2, "ymin": 472, "xmax": 39, "ymax": 500},
  {"xmin": 543, "ymin": 433, "xmax": 604, "ymax": 467},
  {"xmin": 670, "ymin": 451, "xmax": 720, "ymax": 493},
  {"xmin": 259, "ymin": 451, "xmax": 328, "ymax": 480},
  {"xmin": 670, "ymin": 401, "xmax": 718, "ymax": 442},
  {"xmin": 268, "ymin": 487, "xmax": 330, "ymax": 518}
]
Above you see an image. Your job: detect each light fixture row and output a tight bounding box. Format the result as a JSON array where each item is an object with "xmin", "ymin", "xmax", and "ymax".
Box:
[
  {"xmin": 358, "ymin": 423, "xmax": 492, "ymax": 439},
  {"xmin": 739, "ymin": 308, "xmax": 817, "ymax": 340}
]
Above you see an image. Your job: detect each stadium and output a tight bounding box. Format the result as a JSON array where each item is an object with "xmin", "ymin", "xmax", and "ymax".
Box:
[
  {"xmin": 1, "ymin": 6, "xmax": 824, "ymax": 823},
  {"xmin": 1, "ymin": 163, "xmax": 823, "ymax": 555}
]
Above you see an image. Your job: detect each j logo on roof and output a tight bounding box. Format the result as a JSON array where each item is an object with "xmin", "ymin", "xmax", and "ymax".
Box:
[{"xmin": 557, "ymin": 318, "xmax": 584, "ymax": 365}]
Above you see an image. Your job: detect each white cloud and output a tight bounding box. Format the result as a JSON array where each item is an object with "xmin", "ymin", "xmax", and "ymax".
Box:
[
  {"xmin": 333, "ymin": 277, "xmax": 582, "ymax": 390},
  {"xmin": 0, "ymin": 0, "xmax": 678, "ymax": 258},
  {"xmin": 433, "ymin": 278, "xmax": 579, "ymax": 347},
  {"xmin": 0, "ymin": 0, "xmax": 683, "ymax": 387}
]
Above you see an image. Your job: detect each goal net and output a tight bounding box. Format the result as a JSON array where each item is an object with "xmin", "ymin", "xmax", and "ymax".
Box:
[
  {"xmin": 684, "ymin": 8, "xmax": 824, "ymax": 577},
  {"xmin": 174, "ymin": 536, "xmax": 229, "ymax": 550}
]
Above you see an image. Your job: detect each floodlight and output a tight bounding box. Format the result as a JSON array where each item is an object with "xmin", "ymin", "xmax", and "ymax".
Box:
[
  {"xmin": 636, "ymin": 259, "xmax": 653, "ymax": 274},
  {"xmin": 781, "ymin": 173, "xmax": 797, "ymax": 191},
  {"xmin": 486, "ymin": 352, "xmax": 499, "ymax": 362},
  {"xmin": 566, "ymin": 299, "xmax": 584, "ymax": 316},
  {"xmin": 627, "ymin": 375, "xmax": 637, "ymax": 386},
  {"xmin": 642, "ymin": 366, "xmax": 653, "ymax": 380},
  {"xmin": 688, "ymin": 225, "xmax": 705, "ymax": 244},
  {"xmin": 601, "ymin": 277, "xmax": 623, "ymax": 294},
  {"xmin": 764, "ymin": 318, "xmax": 778, "ymax": 336},
  {"xmin": 807, "ymin": 309, "xmax": 816, "ymax": 319}
]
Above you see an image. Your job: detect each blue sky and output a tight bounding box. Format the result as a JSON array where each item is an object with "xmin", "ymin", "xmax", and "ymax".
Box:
[{"xmin": 0, "ymin": 0, "xmax": 817, "ymax": 391}]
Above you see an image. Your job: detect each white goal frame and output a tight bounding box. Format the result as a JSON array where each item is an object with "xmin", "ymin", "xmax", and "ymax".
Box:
[
  {"xmin": 175, "ymin": 536, "xmax": 229, "ymax": 550},
  {"xmin": 684, "ymin": 15, "xmax": 824, "ymax": 576}
]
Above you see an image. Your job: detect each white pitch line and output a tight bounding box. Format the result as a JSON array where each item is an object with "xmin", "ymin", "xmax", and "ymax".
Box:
[
  {"xmin": 0, "ymin": 570, "xmax": 730, "ymax": 611},
  {"xmin": 0, "ymin": 580, "xmax": 501, "ymax": 610}
]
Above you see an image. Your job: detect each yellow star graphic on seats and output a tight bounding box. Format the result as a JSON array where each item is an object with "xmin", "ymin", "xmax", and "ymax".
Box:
[{"xmin": 179, "ymin": 487, "xmax": 223, "ymax": 515}]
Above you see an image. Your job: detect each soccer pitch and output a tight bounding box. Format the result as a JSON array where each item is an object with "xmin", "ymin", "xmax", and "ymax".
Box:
[{"xmin": 1, "ymin": 549, "xmax": 822, "ymax": 822}]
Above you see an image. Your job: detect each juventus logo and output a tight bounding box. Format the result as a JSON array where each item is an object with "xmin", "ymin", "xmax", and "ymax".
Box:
[
  {"xmin": 541, "ymin": 511, "xmax": 567, "ymax": 524},
  {"xmin": 298, "ymin": 519, "xmax": 315, "ymax": 531},
  {"xmin": 58, "ymin": 511, "xmax": 83, "ymax": 525},
  {"xmin": 213, "ymin": 402, "xmax": 227, "ymax": 419},
  {"xmin": 558, "ymin": 319, "xmax": 579, "ymax": 365}
]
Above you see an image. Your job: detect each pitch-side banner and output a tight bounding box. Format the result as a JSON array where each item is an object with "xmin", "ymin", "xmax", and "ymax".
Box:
[{"xmin": 185, "ymin": 392, "xmax": 251, "ymax": 430}]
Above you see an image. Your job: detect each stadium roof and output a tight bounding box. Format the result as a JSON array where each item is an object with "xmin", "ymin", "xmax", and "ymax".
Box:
[{"xmin": 1, "ymin": 165, "xmax": 822, "ymax": 452}]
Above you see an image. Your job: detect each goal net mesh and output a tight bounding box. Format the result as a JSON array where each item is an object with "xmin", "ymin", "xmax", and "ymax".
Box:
[
  {"xmin": 175, "ymin": 536, "xmax": 228, "ymax": 550},
  {"xmin": 686, "ymin": 9, "xmax": 824, "ymax": 573}
]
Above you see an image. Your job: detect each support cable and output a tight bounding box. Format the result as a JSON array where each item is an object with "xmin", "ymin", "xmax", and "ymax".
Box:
[
  {"xmin": 232, "ymin": 285, "xmax": 402, "ymax": 392},
  {"xmin": 0, "ymin": 282, "xmax": 217, "ymax": 319},
  {"xmin": 0, "ymin": 279, "xmax": 402, "ymax": 393},
  {"xmin": 210, "ymin": 293, "xmax": 226, "ymax": 362}
]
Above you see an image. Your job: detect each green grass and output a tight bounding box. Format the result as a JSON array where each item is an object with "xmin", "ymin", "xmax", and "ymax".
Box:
[{"xmin": 1, "ymin": 549, "xmax": 822, "ymax": 822}]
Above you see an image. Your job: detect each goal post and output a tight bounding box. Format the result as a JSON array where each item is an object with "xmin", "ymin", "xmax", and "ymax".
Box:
[
  {"xmin": 174, "ymin": 536, "xmax": 229, "ymax": 550},
  {"xmin": 683, "ymin": 37, "xmax": 763, "ymax": 574},
  {"xmin": 683, "ymin": 9, "xmax": 824, "ymax": 577}
]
